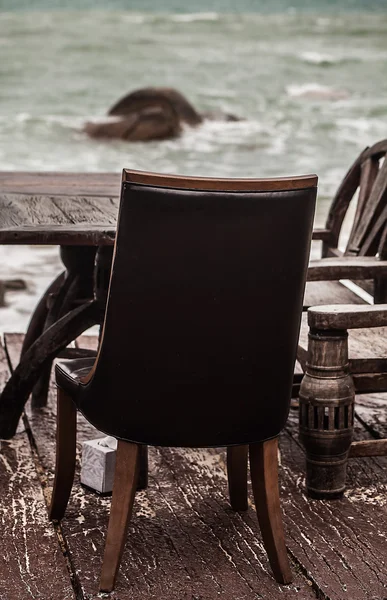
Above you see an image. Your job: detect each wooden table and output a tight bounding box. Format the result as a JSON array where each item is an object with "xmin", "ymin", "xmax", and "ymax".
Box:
[{"xmin": 0, "ymin": 172, "xmax": 122, "ymax": 438}]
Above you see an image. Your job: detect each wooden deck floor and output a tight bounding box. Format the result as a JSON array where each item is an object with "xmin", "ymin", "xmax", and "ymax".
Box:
[{"xmin": 0, "ymin": 333, "xmax": 386, "ymax": 600}]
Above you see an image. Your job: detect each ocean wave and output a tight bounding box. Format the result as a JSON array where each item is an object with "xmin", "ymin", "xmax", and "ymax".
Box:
[
  {"xmin": 286, "ymin": 83, "xmax": 350, "ymax": 100},
  {"xmin": 0, "ymin": 113, "xmax": 85, "ymax": 128},
  {"xmin": 299, "ymin": 51, "xmax": 342, "ymax": 66},
  {"xmin": 120, "ymin": 13, "xmax": 148, "ymax": 24},
  {"xmin": 170, "ymin": 12, "xmax": 219, "ymax": 22}
]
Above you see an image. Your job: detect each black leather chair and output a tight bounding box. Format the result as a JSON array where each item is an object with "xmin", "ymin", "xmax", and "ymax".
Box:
[{"xmin": 49, "ymin": 169, "xmax": 317, "ymax": 592}]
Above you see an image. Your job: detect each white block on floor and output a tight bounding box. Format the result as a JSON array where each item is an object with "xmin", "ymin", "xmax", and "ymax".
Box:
[{"xmin": 81, "ymin": 436, "xmax": 117, "ymax": 493}]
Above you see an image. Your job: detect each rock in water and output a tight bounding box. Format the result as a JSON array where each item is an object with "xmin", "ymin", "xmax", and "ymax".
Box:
[{"xmin": 84, "ymin": 86, "xmax": 241, "ymax": 142}]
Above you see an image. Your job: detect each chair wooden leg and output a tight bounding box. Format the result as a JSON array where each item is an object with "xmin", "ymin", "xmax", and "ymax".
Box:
[
  {"xmin": 227, "ymin": 445, "xmax": 248, "ymax": 511},
  {"xmin": 100, "ymin": 440, "xmax": 140, "ymax": 593},
  {"xmin": 49, "ymin": 387, "xmax": 77, "ymax": 521},
  {"xmin": 249, "ymin": 438, "xmax": 292, "ymax": 585}
]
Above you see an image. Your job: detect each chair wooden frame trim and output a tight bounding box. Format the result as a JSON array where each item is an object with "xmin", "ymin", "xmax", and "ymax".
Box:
[{"xmin": 123, "ymin": 168, "xmax": 317, "ymax": 192}]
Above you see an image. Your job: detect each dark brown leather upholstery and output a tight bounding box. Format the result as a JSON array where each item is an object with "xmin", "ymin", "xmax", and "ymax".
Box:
[
  {"xmin": 56, "ymin": 357, "xmax": 95, "ymax": 395},
  {"xmin": 56, "ymin": 172, "xmax": 317, "ymax": 447}
]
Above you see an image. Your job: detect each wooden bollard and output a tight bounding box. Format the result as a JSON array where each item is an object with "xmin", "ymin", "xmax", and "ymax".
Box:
[{"xmin": 299, "ymin": 327, "xmax": 355, "ymax": 498}]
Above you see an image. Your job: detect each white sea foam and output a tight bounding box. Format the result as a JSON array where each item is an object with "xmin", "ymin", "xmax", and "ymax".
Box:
[
  {"xmin": 299, "ymin": 51, "xmax": 338, "ymax": 65},
  {"xmin": 170, "ymin": 12, "xmax": 219, "ymax": 22},
  {"xmin": 286, "ymin": 83, "xmax": 350, "ymax": 100},
  {"xmin": 120, "ymin": 13, "xmax": 148, "ymax": 24}
]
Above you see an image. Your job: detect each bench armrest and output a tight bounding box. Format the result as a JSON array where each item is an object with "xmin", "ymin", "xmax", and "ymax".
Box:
[
  {"xmin": 307, "ymin": 257, "xmax": 387, "ymax": 282},
  {"xmin": 307, "ymin": 304, "xmax": 387, "ymax": 330},
  {"xmin": 311, "ymin": 228, "xmax": 334, "ymax": 243}
]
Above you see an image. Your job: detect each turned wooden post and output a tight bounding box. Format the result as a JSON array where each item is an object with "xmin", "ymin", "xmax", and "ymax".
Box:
[{"xmin": 299, "ymin": 321, "xmax": 355, "ymax": 498}]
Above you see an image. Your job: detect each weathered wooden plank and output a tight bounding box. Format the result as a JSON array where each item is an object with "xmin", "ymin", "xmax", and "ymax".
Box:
[
  {"xmin": 324, "ymin": 147, "xmax": 365, "ymax": 248},
  {"xmin": 311, "ymin": 228, "xmax": 333, "ymax": 243},
  {"xmin": 349, "ymin": 439, "xmax": 387, "ymax": 457},
  {"xmin": 307, "ymin": 303, "xmax": 387, "ymax": 330},
  {"xmin": 7, "ymin": 333, "xmax": 387, "ymax": 599},
  {"xmin": 0, "ymin": 338, "xmax": 75, "ymax": 600},
  {"xmin": 284, "ymin": 411, "xmax": 387, "ymax": 600},
  {"xmin": 352, "ymin": 372, "xmax": 387, "ymax": 393},
  {"xmin": 307, "ymin": 257, "xmax": 387, "ymax": 282},
  {"xmin": 0, "ymin": 171, "xmax": 121, "ymax": 197},
  {"xmin": 6, "ymin": 334, "xmax": 317, "ymax": 599},
  {"xmin": 0, "ymin": 224, "xmax": 116, "ymax": 246},
  {"xmin": 355, "ymin": 392, "xmax": 387, "ymax": 440},
  {"xmin": 0, "ymin": 194, "xmax": 119, "ymax": 228},
  {"xmin": 9, "ymin": 333, "xmax": 387, "ymax": 599},
  {"xmin": 349, "ymin": 156, "xmax": 387, "ymax": 254},
  {"xmin": 303, "ymin": 280, "xmax": 365, "ymax": 309},
  {"xmin": 298, "ymin": 312, "xmax": 387, "ymax": 361},
  {"xmin": 0, "ymin": 192, "xmax": 119, "ymax": 244},
  {"xmin": 346, "ymin": 156, "xmax": 379, "ymax": 255},
  {"xmin": 360, "ymin": 204, "xmax": 387, "ymax": 258}
]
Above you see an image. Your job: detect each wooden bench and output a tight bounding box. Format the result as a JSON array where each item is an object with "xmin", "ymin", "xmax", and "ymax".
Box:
[{"xmin": 297, "ymin": 140, "xmax": 387, "ymax": 497}]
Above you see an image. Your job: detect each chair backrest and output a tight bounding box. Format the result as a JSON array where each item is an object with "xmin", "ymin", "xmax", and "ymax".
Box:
[
  {"xmin": 323, "ymin": 139, "xmax": 387, "ymax": 260},
  {"xmin": 79, "ymin": 170, "xmax": 317, "ymax": 447}
]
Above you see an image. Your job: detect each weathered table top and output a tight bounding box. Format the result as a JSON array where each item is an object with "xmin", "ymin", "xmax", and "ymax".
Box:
[{"xmin": 0, "ymin": 171, "xmax": 122, "ymax": 245}]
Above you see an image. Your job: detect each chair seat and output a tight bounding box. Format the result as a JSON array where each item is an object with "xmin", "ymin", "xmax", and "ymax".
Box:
[
  {"xmin": 55, "ymin": 357, "xmax": 96, "ymax": 396},
  {"xmin": 303, "ymin": 280, "xmax": 366, "ymax": 309}
]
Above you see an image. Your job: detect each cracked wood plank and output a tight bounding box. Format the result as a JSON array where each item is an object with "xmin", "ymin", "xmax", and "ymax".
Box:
[
  {"xmin": 6, "ymin": 333, "xmax": 317, "ymax": 600},
  {"xmin": 0, "ymin": 338, "xmax": 74, "ymax": 600},
  {"xmin": 355, "ymin": 392, "xmax": 387, "ymax": 440},
  {"xmin": 0, "ymin": 171, "xmax": 121, "ymax": 197},
  {"xmin": 284, "ymin": 410, "xmax": 387, "ymax": 600},
  {"xmin": 0, "ymin": 194, "xmax": 119, "ymax": 245}
]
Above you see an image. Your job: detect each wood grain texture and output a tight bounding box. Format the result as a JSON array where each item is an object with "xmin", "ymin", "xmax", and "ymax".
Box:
[
  {"xmin": 4, "ymin": 333, "xmax": 387, "ymax": 599},
  {"xmin": 284, "ymin": 409, "xmax": 387, "ymax": 600},
  {"xmin": 299, "ymin": 312, "xmax": 387, "ymax": 363},
  {"xmin": 307, "ymin": 303, "xmax": 387, "ymax": 330},
  {"xmin": 349, "ymin": 439, "xmax": 387, "ymax": 457},
  {"xmin": 349, "ymin": 155, "xmax": 387, "ymax": 254},
  {"xmin": 307, "ymin": 257, "xmax": 387, "ymax": 281},
  {"xmin": 303, "ymin": 280, "xmax": 366, "ymax": 308},
  {"xmin": 346, "ymin": 156, "xmax": 379, "ymax": 254},
  {"xmin": 0, "ymin": 340, "xmax": 75, "ymax": 600},
  {"xmin": 0, "ymin": 171, "xmax": 121, "ymax": 197},
  {"xmin": 0, "ymin": 193, "xmax": 118, "ymax": 245},
  {"xmin": 5, "ymin": 334, "xmax": 316, "ymax": 599},
  {"xmin": 355, "ymin": 391, "xmax": 387, "ymax": 440}
]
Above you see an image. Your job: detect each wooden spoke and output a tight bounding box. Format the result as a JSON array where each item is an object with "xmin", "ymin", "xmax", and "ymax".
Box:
[{"xmin": 0, "ymin": 301, "xmax": 99, "ymax": 439}]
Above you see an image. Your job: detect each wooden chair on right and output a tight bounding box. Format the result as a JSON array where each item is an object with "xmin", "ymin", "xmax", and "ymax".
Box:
[
  {"xmin": 296, "ymin": 139, "xmax": 387, "ymax": 498},
  {"xmin": 304, "ymin": 138, "xmax": 387, "ymax": 310}
]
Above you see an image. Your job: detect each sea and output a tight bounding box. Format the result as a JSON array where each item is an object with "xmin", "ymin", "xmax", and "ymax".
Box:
[{"xmin": 0, "ymin": 0, "xmax": 387, "ymax": 331}]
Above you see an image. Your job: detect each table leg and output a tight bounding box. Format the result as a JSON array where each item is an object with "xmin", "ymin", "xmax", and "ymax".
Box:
[
  {"xmin": 31, "ymin": 271, "xmax": 79, "ymax": 408},
  {"xmin": 21, "ymin": 271, "xmax": 66, "ymax": 356},
  {"xmin": 0, "ymin": 301, "xmax": 99, "ymax": 439},
  {"xmin": 29, "ymin": 246, "xmax": 97, "ymax": 408}
]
